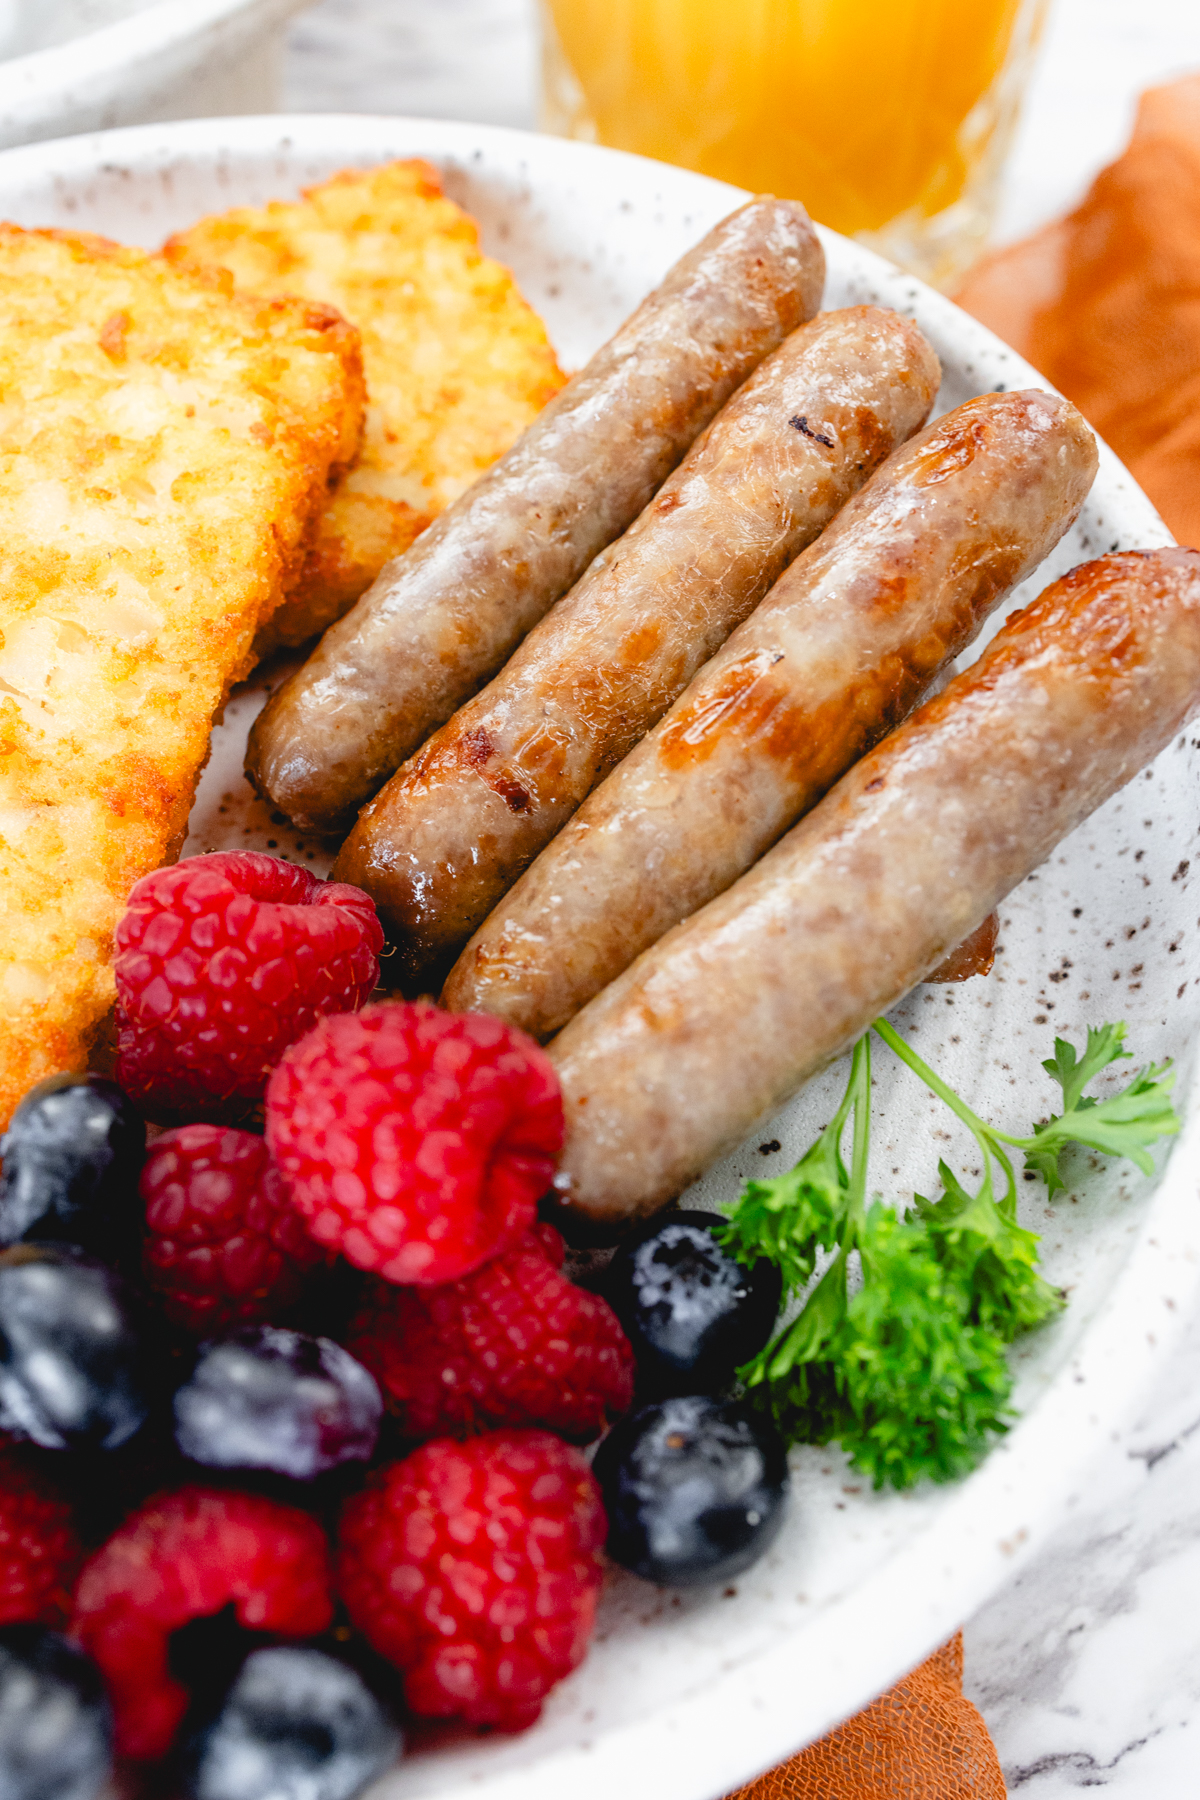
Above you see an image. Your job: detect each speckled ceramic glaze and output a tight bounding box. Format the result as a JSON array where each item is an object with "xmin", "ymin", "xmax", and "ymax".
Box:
[
  {"xmin": 0, "ymin": 115, "xmax": 1194, "ymax": 1800},
  {"xmin": 0, "ymin": 1, "xmax": 306, "ymax": 149}
]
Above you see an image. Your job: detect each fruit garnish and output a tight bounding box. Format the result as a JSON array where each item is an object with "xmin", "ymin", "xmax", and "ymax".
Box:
[
  {"xmin": 0, "ymin": 1627, "xmax": 111, "ymax": 1800},
  {"xmin": 73, "ymin": 1487, "xmax": 333, "ymax": 1761},
  {"xmin": 0, "ymin": 1449, "xmax": 82, "ymax": 1629},
  {"xmin": 140, "ymin": 1125, "xmax": 328, "ymax": 1336},
  {"xmin": 265, "ymin": 1001, "xmax": 563, "ymax": 1286},
  {"xmin": 114, "ymin": 852, "xmax": 382, "ymax": 1122},
  {"xmin": 337, "ymin": 1430, "xmax": 605, "ymax": 1731},
  {"xmin": 0, "ymin": 1248, "xmax": 150, "ymax": 1453},
  {"xmin": 602, "ymin": 1210, "xmax": 781, "ymax": 1399},
  {"xmin": 173, "ymin": 1326, "xmax": 382, "ymax": 1481},
  {"xmin": 180, "ymin": 1645, "xmax": 401, "ymax": 1800},
  {"xmin": 347, "ymin": 1223, "xmax": 632, "ymax": 1442},
  {"xmin": 593, "ymin": 1394, "xmax": 788, "ymax": 1585},
  {"xmin": 0, "ymin": 1075, "xmax": 144, "ymax": 1259}
]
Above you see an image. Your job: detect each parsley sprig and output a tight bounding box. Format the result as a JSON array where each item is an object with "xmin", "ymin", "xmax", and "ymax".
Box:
[{"xmin": 718, "ymin": 1020, "xmax": 1179, "ymax": 1492}]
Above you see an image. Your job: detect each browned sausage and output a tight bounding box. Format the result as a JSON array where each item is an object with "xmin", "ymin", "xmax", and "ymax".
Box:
[
  {"xmin": 546, "ymin": 548, "xmax": 1200, "ymax": 1228},
  {"xmin": 927, "ymin": 912, "xmax": 998, "ymax": 982},
  {"xmin": 246, "ymin": 198, "xmax": 826, "ymax": 834},
  {"xmin": 445, "ymin": 390, "xmax": 1098, "ymax": 1038},
  {"xmin": 335, "ymin": 307, "xmax": 941, "ymax": 988}
]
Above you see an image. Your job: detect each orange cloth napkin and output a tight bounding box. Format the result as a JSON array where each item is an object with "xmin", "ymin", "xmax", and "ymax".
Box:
[
  {"xmin": 954, "ymin": 71, "xmax": 1200, "ymax": 547},
  {"xmin": 724, "ymin": 1634, "xmax": 1004, "ymax": 1800}
]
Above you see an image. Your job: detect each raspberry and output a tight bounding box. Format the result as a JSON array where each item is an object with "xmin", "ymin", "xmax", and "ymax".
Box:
[
  {"xmin": 115, "ymin": 852, "xmax": 383, "ymax": 1120},
  {"xmin": 337, "ymin": 1431, "xmax": 605, "ymax": 1731},
  {"xmin": 141, "ymin": 1125, "xmax": 328, "ymax": 1335},
  {"xmin": 0, "ymin": 1447, "xmax": 82, "ymax": 1628},
  {"xmin": 72, "ymin": 1486, "xmax": 333, "ymax": 1760},
  {"xmin": 347, "ymin": 1224, "xmax": 633, "ymax": 1441},
  {"xmin": 265, "ymin": 1003, "xmax": 563, "ymax": 1285}
]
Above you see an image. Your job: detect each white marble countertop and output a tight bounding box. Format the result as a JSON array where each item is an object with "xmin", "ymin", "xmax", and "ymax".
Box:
[{"xmin": 279, "ymin": 4, "xmax": 1200, "ymax": 1792}]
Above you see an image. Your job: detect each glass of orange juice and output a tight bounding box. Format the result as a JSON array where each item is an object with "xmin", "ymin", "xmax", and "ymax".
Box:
[{"xmin": 539, "ymin": 0, "xmax": 1049, "ymax": 290}]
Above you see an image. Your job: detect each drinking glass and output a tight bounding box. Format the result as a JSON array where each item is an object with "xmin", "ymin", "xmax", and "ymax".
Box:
[{"xmin": 539, "ymin": 0, "xmax": 1049, "ymax": 290}]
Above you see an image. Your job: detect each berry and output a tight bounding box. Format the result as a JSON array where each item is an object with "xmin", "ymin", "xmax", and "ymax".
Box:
[
  {"xmin": 141, "ymin": 1126, "xmax": 328, "ymax": 1336},
  {"xmin": 0, "ymin": 1075, "xmax": 145, "ymax": 1258},
  {"xmin": 114, "ymin": 852, "xmax": 383, "ymax": 1120},
  {"xmin": 0, "ymin": 1626, "xmax": 112, "ymax": 1800},
  {"xmin": 72, "ymin": 1485, "xmax": 333, "ymax": 1760},
  {"xmin": 181, "ymin": 1646, "xmax": 401, "ymax": 1800},
  {"xmin": 593, "ymin": 1395, "xmax": 789, "ymax": 1587},
  {"xmin": 0, "ymin": 1247, "xmax": 150, "ymax": 1452},
  {"xmin": 603, "ymin": 1211, "xmax": 782, "ymax": 1397},
  {"xmin": 265, "ymin": 1003, "xmax": 563, "ymax": 1286},
  {"xmin": 0, "ymin": 1447, "xmax": 82, "ymax": 1628},
  {"xmin": 338, "ymin": 1431, "xmax": 605, "ymax": 1731},
  {"xmin": 347, "ymin": 1224, "xmax": 633, "ymax": 1442},
  {"xmin": 173, "ymin": 1326, "xmax": 382, "ymax": 1480}
]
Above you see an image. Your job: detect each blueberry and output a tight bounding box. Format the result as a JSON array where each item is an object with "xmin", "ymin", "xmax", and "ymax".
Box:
[
  {"xmin": 0, "ymin": 1625, "xmax": 112, "ymax": 1800},
  {"xmin": 593, "ymin": 1394, "xmax": 789, "ymax": 1586},
  {"xmin": 182, "ymin": 1646, "xmax": 401, "ymax": 1800},
  {"xmin": 0, "ymin": 1246, "xmax": 150, "ymax": 1451},
  {"xmin": 174, "ymin": 1327, "xmax": 382, "ymax": 1480},
  {"xmin": 0, "ymin": 1075, "xmax": 144, "ymax": 1256},
  {"xmin": 603, "ymin": 1211, "xmax": 782, "ymax": 1396}
]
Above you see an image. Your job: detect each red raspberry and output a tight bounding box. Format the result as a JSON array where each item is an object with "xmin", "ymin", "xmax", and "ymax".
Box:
[
  {"xmin": 347, "ymin": 1224, "xmax": 633, "ymax": 1441},
  {"xmin": 115, "ymin": 851, "xmax": 383, "ymax": 1120},
  {"xmin": 265, "ymin": 1002, "xmax": 563, "ymax": 1285},
  {"xmin": 72, "ymin": 1486, "xmax": 333, "ymax": 1760},
  {"xmin": 140, "ymin": 1125, "xmax": 329, "ymax": 1334},
  {"xmin": 338, "ymin": 1431, "xmax": 605, "ymax": 1731},
  {"xmin": 0, "ymin": 1446, "xmax": 82, "ymax": 1628}
]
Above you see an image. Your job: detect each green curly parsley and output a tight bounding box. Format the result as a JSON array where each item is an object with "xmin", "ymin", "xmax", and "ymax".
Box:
[{"xmin": 718, "ymin": 1019, "xmax": 1179, "ymax": 1492}]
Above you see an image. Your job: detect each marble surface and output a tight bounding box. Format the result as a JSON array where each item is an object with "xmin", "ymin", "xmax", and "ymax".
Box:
[
  {"xmin": 278, "ymin": 4, "xmax": 1200, "ymax": 1792},
  {"xmin": 964, "ymin": 1296, "xmax": 1200, "ymax": 1794}
]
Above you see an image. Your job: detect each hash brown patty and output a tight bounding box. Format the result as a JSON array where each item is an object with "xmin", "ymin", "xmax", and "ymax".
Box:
[
  {"xmin": 0, "ymin": 226, "xmax": 365, "ymax": 1127},
  {"xmin": 167, "ymin": 159, "xmax": 565, "ymax": 648}
]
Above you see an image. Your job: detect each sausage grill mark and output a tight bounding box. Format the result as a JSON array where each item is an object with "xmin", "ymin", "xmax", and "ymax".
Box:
[
  {"xmin": 461, "ymin": 728, "xmax": 494, "ymax": 769},
  {"xmin": 490, "ymin": 773, "xmax": 533, "ymax": 814},
  {"xmin": 790, "ymin": 414, "xmax": 835, "ymax": 447}
]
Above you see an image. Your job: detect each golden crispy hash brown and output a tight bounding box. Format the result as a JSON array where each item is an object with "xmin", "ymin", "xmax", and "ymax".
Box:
[
  {"xmin": 0, "ymin": 225, "xmax": 365, "ymax": 1127},
  {"xmin": 167, "ymin": 159, "xmax": 566, "ymax": 648}
]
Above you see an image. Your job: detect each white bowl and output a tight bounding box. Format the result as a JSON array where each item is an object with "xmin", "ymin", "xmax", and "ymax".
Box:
[
  {"xmin": 0, "ymin": 114, "xmax": 1195, "ymax": 1800},
  {"xmin": 0, "ymin": 1, "xmax": 308, "ymax": 150}
]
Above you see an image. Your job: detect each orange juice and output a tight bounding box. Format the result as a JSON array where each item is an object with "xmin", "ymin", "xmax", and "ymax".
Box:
[{"xmin": 541, "ymin": 0, "xmax": 1047, "ymax": 285}]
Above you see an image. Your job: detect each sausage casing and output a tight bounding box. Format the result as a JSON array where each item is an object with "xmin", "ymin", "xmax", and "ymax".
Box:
[
  {"xmin": 335, "ymin": 307, "xmax": 941, "ymax": 987},
  {"xmin": 446, "ymin": 390, "xmax": 1098, "ymax": 1038},
  {"xmin": 548, "ymin": 548, "xmax": 1200, "ymax": 1226},
  {"xmin": 246, "ymin": 198, "xmax": 825, "ymax": 833}
]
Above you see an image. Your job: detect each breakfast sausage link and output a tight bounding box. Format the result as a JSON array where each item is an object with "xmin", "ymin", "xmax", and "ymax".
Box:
[
  {"xmin": 335, "ymin": 306, "xmax": 941, "ymax": 989},
  {"xmin": 247, "ymin": 197, "xmax": 826, "ymax": 834},
  {"xmin": 445, "ymin": 390, "xmax": 1098, "ymax": 1039},
  {"xmin": 548, "ymin": 548, "xmax": 1200, "ymax": 1227}
]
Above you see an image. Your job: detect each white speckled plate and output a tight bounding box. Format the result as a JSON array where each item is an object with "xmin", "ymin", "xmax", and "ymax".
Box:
[{"xmin": 1, "ymin": 115, "xmax": 1196, "ymax": 1800}]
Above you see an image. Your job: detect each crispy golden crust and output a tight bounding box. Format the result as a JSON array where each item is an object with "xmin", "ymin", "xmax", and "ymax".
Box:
[
  {"xmin": 0, "ymin": 224, "xmax": 364, "ymax": 1126},
  {"xmin": 166, "ymin": 159, "xmax": 566, "ymax": 648}
]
